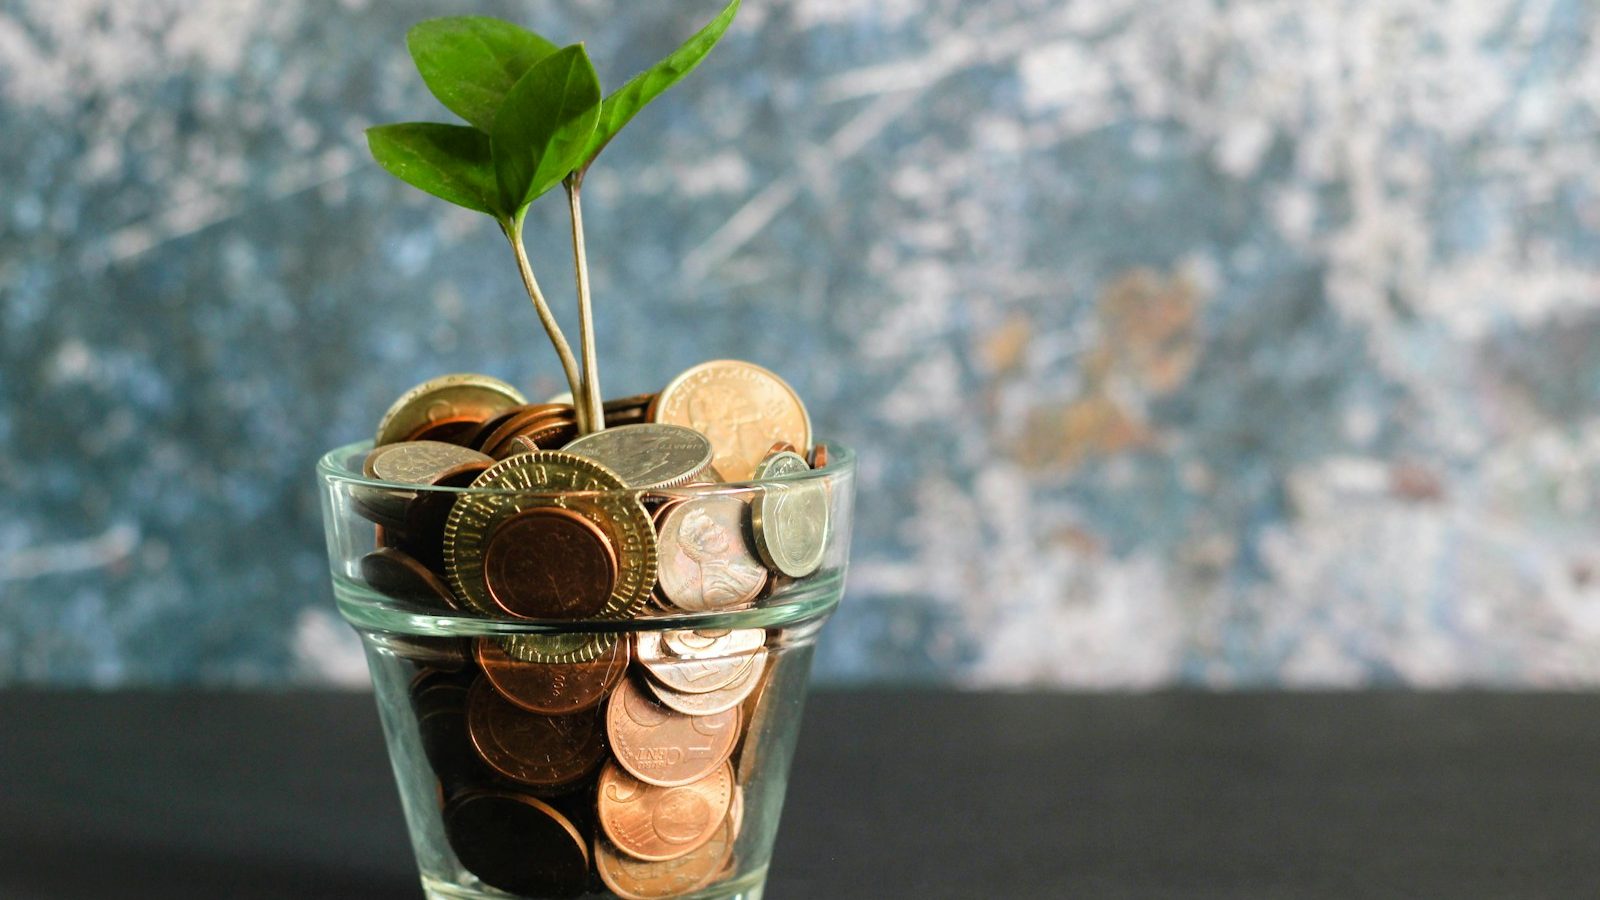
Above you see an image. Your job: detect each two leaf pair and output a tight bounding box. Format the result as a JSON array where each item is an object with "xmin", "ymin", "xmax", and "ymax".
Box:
[{"xmin": 368, "ymin": 0, "xmax": 740, "ymax": 221}]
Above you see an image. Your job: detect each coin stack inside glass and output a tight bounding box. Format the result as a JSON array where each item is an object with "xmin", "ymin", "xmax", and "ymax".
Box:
[{"xmin": 353, "ymin": 360, "xmax": 830, "ymax": 898}]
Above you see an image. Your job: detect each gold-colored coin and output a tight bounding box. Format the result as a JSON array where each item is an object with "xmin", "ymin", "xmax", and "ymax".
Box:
[
  {"xmin": 650, "ymin": 360, "xmax": 811, "ymax": 482},
  {"xmin": 442, "ymin": 451, "xmax": 657, "ymax": 661},
  {"xmin": 374, "ymin": 373, "xmax": 527, "ymax": 447}
]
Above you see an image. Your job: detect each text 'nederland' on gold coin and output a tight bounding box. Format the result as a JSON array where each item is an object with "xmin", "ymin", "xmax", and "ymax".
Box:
[
  {"xmin": 564, "ymin": 423, "xmax": 714, "ymax": 491},
  {"xmin": 597, "ymin": 759, "xmax": 734, "ymax": 863},
  {"xmin": 606, "ymin": 676, "xmax": 739, "ymax": 788},
  {"xmin": 654, "ymin": 494, "xmax": 767, "ymax": 612},
  {"xmin": 465, "ymin": 677, "xmax": 607, "ymax": 789},
  {"xmin": 476, "ymin": 634, "xmax": 630, "ymax": 716},
  {"xmin": 650, "ymin": 360, "xmax": 811, "ymax": 482},
  {"xmin": 751, "ymin": 449, "xmax": 829, "ymax": 578},
  {"xmin": 442, "ymin": 451, "xmax": 657, "ymax": 649},
  {"xmin": 595, "ymin": 811, "xmax": 736, "ymax": 899},
  {"xmin": 374, "ymin": 373, "xmax": 527, "ymax": 447}
]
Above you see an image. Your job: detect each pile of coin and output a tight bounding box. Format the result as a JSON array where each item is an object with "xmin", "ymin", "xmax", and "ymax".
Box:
[{"xmin": 351, "ymin": 360, "xmax": 831, "ymax": 898}]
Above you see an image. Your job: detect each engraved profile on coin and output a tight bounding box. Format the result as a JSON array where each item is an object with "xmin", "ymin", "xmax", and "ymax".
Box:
[
  {"xmin": 656, "ymin": 496, "xmax": 766, "ymax": 612},
  {"xmin": 751, "ymin": 450, "xmax": 828, "ymax": 578}
]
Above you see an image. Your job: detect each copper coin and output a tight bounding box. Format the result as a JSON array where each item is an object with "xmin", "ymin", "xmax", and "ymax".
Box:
[
  {"xmin": 636, "ymin": 630, "xmax": 765, "ymax": 695},
  {"xmin": 411, "ymin": 673, "xmax": 486, "ymax": 799},
  {"xmin": 597, "ymin": 759, "xmax": 734, "ymax": 862},
  {"xmin": 466, "ymin": 679, "xmax": 607, "ymax": 789},
  {"xmin": 645, "ymin": 648, "xmax": 768, "ymax": 717},
  {"xmin": 405, "ymin": 416, "xmax": 486, "ymax": 446},
  {"xmin": 481, "ymin": 507, "xmax": 619, "ymax": 619},
  {"xmin": 464, "ymin": 404, "xmax": 533, "ymax": 451},
  {"xmin": 606, "ymin": 677, "xmax": 739, "ymax": 787},
  {"xmin": 360, "ymin": 547, "xmax": 461, "ymax": 609},
  {"xmin": 766, "ymin": 441, "xmax": 798, "ymax": 457},
  {"xmin": 478, "ymin": 404, "xmax": 576, "ymax": 457},
  {"xmin": 491, "ymin": 416, "xmax": 579, "ymax": 457},
  {"xmin": 655, "ymin": 495, "xmax": 767, "ymax": 612},
  {"xmin": 477, "ymin": 634, "xmax": 630, "ymax": 715},
  {"xmin": 375, "ymin": 373, "xmax": 527, "ymax": 447},
  {"xmin": 604, "ymin": 393, "xmax": 657, "ymax": 424},
  {"xmin": 595, "ymin": 814, "xmax": 735, "ymax": 898},
  {"xmin": 651, "ymin": 360, "xmax": 811, "ymax": 482},
  {"xmin": 444, "ymin": 790, "xmax": 590, "ymax": 898},
  {"xmin": 809, "ymin": 444, "xmax": 829, "ymax": 469}
]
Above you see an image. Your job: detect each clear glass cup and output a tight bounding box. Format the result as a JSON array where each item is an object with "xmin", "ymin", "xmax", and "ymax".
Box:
[{"xmin": 317, "ymin": 440, "xmax": 854, "ymax": 900}]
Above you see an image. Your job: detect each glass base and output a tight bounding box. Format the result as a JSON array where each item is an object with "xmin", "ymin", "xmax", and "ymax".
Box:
[{"xmin": 422, "ymin": 866, "xmax": 767, "ymax": 900}]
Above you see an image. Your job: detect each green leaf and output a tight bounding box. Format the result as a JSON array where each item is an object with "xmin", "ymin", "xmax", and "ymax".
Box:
[
  {"xmin": 491, "ymin": 44, "xmax": 602, "ymax": 211},
  {"xmin": 578, "ymin": 0, "xmax": 740, "ymax": 171},
  {"xmin": 366, "ymin": 123, "xmax": 501, "ymax": 215},
  {"xmin": 407, "ymin": 17, "xmax": 559, "ymax": 132}
]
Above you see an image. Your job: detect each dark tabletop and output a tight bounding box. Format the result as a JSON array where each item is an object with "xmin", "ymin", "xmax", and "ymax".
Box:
[{"xmin": 2, "ymin": 690, "xmax": 1598, "ymax": 899}]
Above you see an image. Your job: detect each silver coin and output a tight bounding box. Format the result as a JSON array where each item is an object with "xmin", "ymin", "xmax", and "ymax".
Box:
[
  {"xmin": 564, "ymin": 424, "xmax": 714, "ymax": 491},
  {"xmin": 750, "ymin": 451, "xmax": 828, "ymax": 578},
  {"xmin": 663, "ymin": 628, "xmax": 764, "ymax": 660}
]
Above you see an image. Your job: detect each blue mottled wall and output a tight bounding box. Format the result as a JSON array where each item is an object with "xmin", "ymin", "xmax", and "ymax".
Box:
[{"xmin": 3, "ymin": 0, "xmax": 1598, "ymax": 686}]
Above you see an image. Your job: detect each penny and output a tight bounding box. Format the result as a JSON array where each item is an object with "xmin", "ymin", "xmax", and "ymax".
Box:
[
  {"xmin": 405, "ymin": 416, "xmax": 487, "ymax": 447},
  {"xmin": 565, "ymin": 424, "xmax": 714, "ymax": 490},
  {"xmin": 359, "ymin": 547, "xmax": 460, "ymax": 609},
  {"xmin": 444, "ymin": 790, "xmax": 590, "ymax": 898},
  {"xmin": 481, "ymin": 507, "xmax": 618, "ymax": 619},
  {"xmin": 597, "ymin": 759, "xmax": 734, "ymax": 862},
  {"xmin": 477, "ymin": 634, "xmax": 630, "ymax": 715},
  {"xmin": 443, "ymin": 452, "xmax": 657, "ymax": 637},
  {"xmin": 464, "ymin": 404, "xmax": 533, "ymax": 451},
  {"xmin": 477, "ymin": 404, "xmax": 578, "ymax": 457},
  {"xmin": 766, "ymin": 441, "xmax": 798, "ymax": 457},
  {"xmin": 636, "ymin": 630, "xmax": 765, "ymax": 695},
  {"xmin": 809, "ymin": 443, "xmax": 829, "ymax": 470},
  {"xmin": 646, "ymin": 648, "xmax": 767, "ymax": 717},
  {"xmin": 606, "ymin": 677, "xmax": 739, "ymax": 787},
  {"xmin": 595, "ymin": 813, "xmax": 735, "ymax": 898},
  {"xmin": 651, "ymin": 360, "xmax": 811, "ymax": 482},
  {"xmin": 655, "ymin": 495, "xmax": 767, "ymax": 612},
  {"xmin": 375, "ymin": 373, "xmax": 527, "ymax": 447},
  {"xmin": 751, "ymin": 451, "xmax": 828, "ymax": 578},
  {"xmin": 364, "ymin": 440, "xmax": 494, "ymax": 486},
  {"xmin": 466, "ymin": 678, "xmax": 607, "ymax": 788},
  {"xmin": 411, "ymin": 672, "xmax": 487, "ymax": 799}
]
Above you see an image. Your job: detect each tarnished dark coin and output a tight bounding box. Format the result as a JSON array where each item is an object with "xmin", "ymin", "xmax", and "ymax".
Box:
[
  {"xmin": 444, "ymin": 452, "xmax": 657, "ymax": 636},
  {"xmin": 481, "ymin": 507, "xmax": 618, "ymax": 619},
  {"xmin": 751, "ymin": 450, "xmax": 828, "ymax": 578},
  {"xmin": 565, "ymin": 424, "xmax": 714, "ymax": 491},
  {"xmin": 595, "ymin": 813, "xmax": 735, "ymax": 899},
  {"xmin": 603, "ymin": 393, "xmax": 657, "ymax": 428},
  {"xmin": 410, "ymin": 671, "xmax": 487, "ymax": 800},
  {"xmin": 444, "ymin": 790, "xmax": 590, "ymax": 898},
  {"xmin": 477, "ymin": 634, "xmax": 629, "ymax": 715},
  {"xmin": 359, "ymin": 546, "xmax": 461, "ymax": 609},
  {"xmin": 655, "ymin": 496, "xmax": 766, "ymax": 611},
  {"xmin": 597, "ymin": 759, "xmax": 734, "ymax": 863},
  {"xmin": 375, "ymin": 373, "xmax": 527, "ymax": 447},
  {"xmin": 477, "ymin": 404, "xmax": 579, "ymax": 458},
  {"xmin": 466, "ymin": 678, "xmax": 607, "ymax": 789},
  {"xmin": 606, "ymin": 677, "xmax": 739, "ymax": 787},
  {"xmin": 645, "ymin": 648, "xmax": 767, "ymax": 717}
]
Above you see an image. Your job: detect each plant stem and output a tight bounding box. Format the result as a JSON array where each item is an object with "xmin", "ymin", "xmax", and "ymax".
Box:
[
  {"xmin": 502, "ymin": 214, "xmax": 588, "ymax": 433},
  {"xmin": 566, "ymin": 177, "xmax": 604, "ymax": 433}
]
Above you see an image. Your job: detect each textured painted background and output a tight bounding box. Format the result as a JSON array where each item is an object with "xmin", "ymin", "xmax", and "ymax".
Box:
[{"xmin": 3, "ymin": 0, "xmax": 1599, "ymax": 687}]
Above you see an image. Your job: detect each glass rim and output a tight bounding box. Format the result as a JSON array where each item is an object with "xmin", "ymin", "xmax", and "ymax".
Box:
[{"xmin": 316, "ymin": 437, "xmax": 855, "ymax": 497}]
